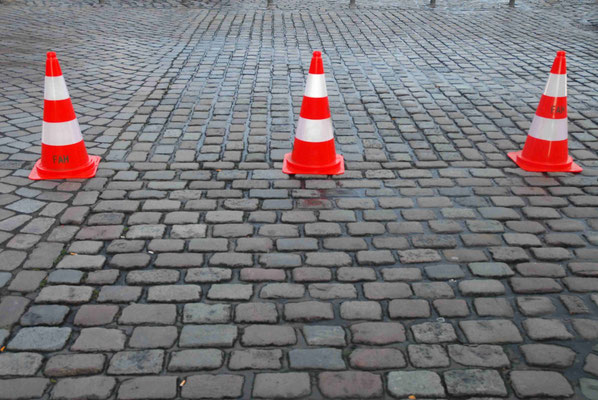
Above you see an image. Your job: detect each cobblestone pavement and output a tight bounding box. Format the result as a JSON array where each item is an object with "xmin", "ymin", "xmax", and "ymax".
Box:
[{"xmin": 1, "ymin": 0, "xmax": 598, "ymax": 398}]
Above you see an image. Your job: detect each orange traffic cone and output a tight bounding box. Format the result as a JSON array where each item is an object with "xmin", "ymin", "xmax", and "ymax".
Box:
[
  {"xmin": 29, "ymin": 52, "xmax": 100, "ymax": 180},
  {"xmin": 508, "ymin": 51, "xmax": 582, "ymax": 173},
  {"xmin": 283, "ymin": 51, "xmax": 344, "ymax": 175}
]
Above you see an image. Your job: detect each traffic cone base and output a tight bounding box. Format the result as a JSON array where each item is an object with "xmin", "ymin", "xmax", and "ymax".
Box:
[
  {"xmin": 508, "ymin": 141, "xmax": 581, "ymax": 173},
  {"xmin": 30, "ymin": 51, "xmax": 100, "ymax": 180},
  {"xmin": 29, "ymin": 152, "xmax": 100, "ymax": 180},
  {"xmin": 283, "ymin": 152, "xmax": 344, "ymax": 175}
]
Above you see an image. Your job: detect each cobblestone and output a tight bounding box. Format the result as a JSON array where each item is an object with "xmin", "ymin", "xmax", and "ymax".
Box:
[
  {"xmin": 0, "ymin": 352, "xmax": 43, "ymax": 376},
  {"xmin": 388, "ymin": 371, "xmax": 445, "ymax": 398},
  {"xmin": 52, "ymin": 376, "xmax": 116, "ymax": 400},
  {"xmin": 168, "ymin": 349, "xmax": 223, "ymax": 371},
  {"xmin": 107, "ymin": 350, "xmax": 164, "ymax": 375},
  {"xmin": 118, "ymin": 376, "xmax": 177, "ymax": 400},
  {"xmin": 71, "ymin": 328, "xmax": 126, "ymax": 352},
  {"xmin": 445, "ymin": 369, "xmax": 507, "ymax": 397},
  {"xmin": 510, "ymin": 371, "xmax": 574, "ymax": 398},
  {"xmin": 44, "ymin": 354, "xmax": 106, "ymax": 377},
  {"xmin": 1, "ymin": 0, "xmax": 597, "ymax": 397}
]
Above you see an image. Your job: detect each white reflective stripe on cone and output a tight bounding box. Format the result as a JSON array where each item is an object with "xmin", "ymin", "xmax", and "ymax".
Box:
[
  {"xmin": 42, "ymin": 119, "xmax": 83, "ymax": 146},
  {"xmin": 295, "ymin": 117, "xmax": 334, "ymax": 143},
  {"xmin": 528, "ymin": 115, "xmax": 568, "ymax": 142},
  {"xmin": 543, "ymin": 73, "xmax": 567, "ymax": 98},
  {"xmin": 44, "ymin": 76, "xmax": 70, "ymax": 101},
  {"xmin": 304, "ymin": 74, "xmax": 327, "ymax": 98}
]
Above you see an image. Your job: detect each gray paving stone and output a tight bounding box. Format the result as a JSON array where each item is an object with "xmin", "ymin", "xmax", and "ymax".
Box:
[
  {"xmin": 474, "ymin": 297, "xmax": 514, "ymax": 317},
  {"xmin": 0, "ymin": 272, "xmax": 11, "ymax": 288},
  {"xmin": 0, "ymin": 378, "xmax": 49, "ymax": 399},
  {"xmin": 19, "ymin": 304, "xmax": 68, "ymax": 326},
  {"xmin": 340, "ymin": 301, "xmax": 382, "ymax": 320},
  {"xmin": 209, "ymin": 252, "xmax": 252, "ymax": 268},
  {"xmin": 6, "ymin": 198, "xmax": 46, "ymax": 214},
  {"xmin": 229, "ymin": 349, "xmax": 282, "ymax": 370},
  {"xmin": 586, "ymin": 354, "xmax": 598, "ymax": 378},
  {"xmin": 0, "ymin": 352, "xmax": 43, "ymax": 376},
  {"xmin": 520, "ymin": 344, "xmax": 575, "ymax": 368},
  {"xmin": 52, "ymin": 376, "xmax": 116, "ymax": 399},
  {"xmin": 48, "ymin": 269, "xmax": 84, "ymax": 284},
  {"xmin": 408, "ymin": 344, "xmax": 449, "ymax": 368},
  {"xmin": 364, "ymin": 282, "xmax": 412, "ymax": 299},
  {"xmin": 35, "ymin": 285, "xmax": 93, "ymax": 304},
  {"xmin": 0, "ymin": 295, "xmax": 30, "ymax": 328},
  {"xmin": 242, "ymin": 324, "xmax": 296, "ymax": 346},
  {"xmin": 205, "ymin": 284, "xmax": 252, "ymax": 302},
  {"xmin": 8, "ymin": 327, "xmax": 71, "ymax": 351},
  {"xmin": 515, "ymin": 262, "xmax": 566, "ymax": 277},
  {"xmin": 523, "ymin": 318, "xmax": 574, "ymax": 340},
  {"xmin": 253, "ymin": 372, "xmax": 310, "ymax": 399},
  {"xmin": 168, "ymin": 349, "xmax": 223, "ymax": 371},
  {"xmin": 118, "ymin": 376, "xmax": 177, "ymax": 400},
  {"xmin": 387, "ymin": 371, "xmax": 445, "ymax": 398},
  {"xmin": 8, "ymin": 270, "xmax": 46, "ymax": 292},
  {"xmin": 98, "ymin": 286, "xmax": 142, "ymax": 303},
  {"xmin": 445, "ymin": 369, "xmax": 507, "ymax": 397},
  {"xmin": 110, "ymin": 253, "xmax": 151, "ymax": 269},
  {"xmin": 309, "ymin": 283, "xmax": 356, "ymax": 299},
  {"xmin": 185, "ymin": 267, "xmax": 231, "ymax": 283},
  {"xmin": 0, "ymin": 250, "xmax": 27, "ymax": 271},
  {"xmin": 572, "ymin": 319, "xmax": 598, "ymax": 340},
  {"xmin": 235, "ymin": 302, "xmax": 278, "ymax": 323},
  {"xmin": 318, "ymin": 371, "xmax": 383, "ymax": 399},
  {"xmin": 433, "ymin": 299, "xmax": 469, "ymax": 317},
  {"xmin": 389, "ymin": 299, "xmax": 430, "ymax": 318},
  {"xmin": 448, "ymin": 344, "xmax": 509, "ymax": 367},
  {"xmin": 68, "ymin": 241, "xmax": 103, "ymax": 256},
  {"xmin": 303, "ymin": 326, "xmax": 346, "ymax": 347},
  {"xmin": 107, "ymin": 350, "xmax": 164, "ymax": 375},
  {"xmin": 510, "ymin": 277, "xmax": 562, "ymax": 293},
  {"xmin": 129, "ymin": 326, "xmax": 178, "ymax": 349},
  {"xmin": 412, "ymin": 282, "xmax": 454, "ymax": 298},
  {"xmin": 127, "ymin": 269, "xmax": 179, "ymax": 285},
  {"xmin": 184, "ymin": 303, "xmax": 231, "ymax": 323},
  {"xmin": 241, "ymin": 268, "xmax": 286, "ymax": 282},
  {"xmin": 180, "ymin": 325, "xmax": 237, "ymax": 347},
  {"xmin": 74, "ymin": 305, "xmax": 118, "ymax": 326},
  {"xmin": 44, "ymin": 354, "xmax": 106, "ymax": 377},
  {"xmin": 289, "ymin": 348, "xmax": 345, "ymax": 370},
  {"xmin": 119, "ymin": 304, "xmax": 176, "ymax": 325},
  {"xmin": 581, "ymin": 378, "xmax": 598, "ymax": 400},
  {"xmin": 382, "ymin": 268, "xmax": 422, "ymax": 281},
  {"xmin": 71, "ymin": 328, "xmax": 126, "ymax": 352},
  {"xmin": 411, "ymin": 322, "xmax": 457, "ymax": 343},
  {"xmin": 468, "ymin": 262, "xmax": 514, "ymax": 277},
  {"xmin": 460, "ymin": 320, "xmax": 523, "ymax": 344},
  {"xmin": 510, "ymin": 371, "xmax": 574, "ymax": 398},
  {"xmin": 351, "ymin": 322, "xmax": 405, "ymax": 345},
  {"xmin": 148, "ymin": 284, "xmax": 202, "ymax": 302},
  {"xmin": 425, "ymin": 264, "xmax": 464, "ymax": 280},
  {"xmin": 517, "ymin": 296, "xmax": 556, "ymax": 316},
  {"xmin": 564, "ymin": 277, "xmax": 598, "ymax": 292},
  {"xmin": 284, "ymin": 301, "xmax": 333, "ymax": 322}
]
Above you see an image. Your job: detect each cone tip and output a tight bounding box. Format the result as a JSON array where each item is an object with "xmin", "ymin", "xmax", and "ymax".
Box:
[
  {"xmin": 557, "ymin": 50, "xmax": 566, "ymax": 58},
  {"xmin": 313, "ymin": 51, "xmax": 321, "ymax": 58},
  {"xmin": 47, "ymin": 51, "xmax": 57, "ymax": 59}
]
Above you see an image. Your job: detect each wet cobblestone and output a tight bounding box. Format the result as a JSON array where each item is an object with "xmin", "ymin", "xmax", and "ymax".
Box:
[{"xmin": 0, "ymin": 0, "xmax": 598, "ymax": 398}]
